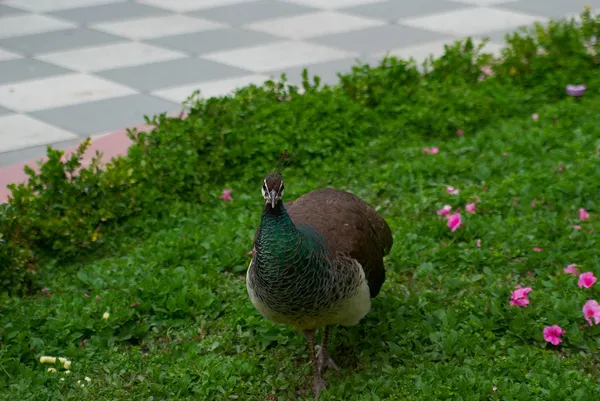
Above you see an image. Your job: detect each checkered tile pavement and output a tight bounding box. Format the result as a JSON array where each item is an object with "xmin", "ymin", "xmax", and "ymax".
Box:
[{"xmin": 0, "ymin": 0, "xmax": 595, "ymax": 167}]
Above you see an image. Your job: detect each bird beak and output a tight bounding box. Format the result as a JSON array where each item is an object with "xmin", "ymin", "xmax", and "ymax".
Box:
[{"xmin": 269, "ymin": 190, "xmax": 277, "ymax": 208}]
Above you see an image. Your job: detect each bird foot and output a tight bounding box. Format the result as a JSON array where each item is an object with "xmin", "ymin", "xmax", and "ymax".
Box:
[
  {"xmin": 315, "ymin": 345, "xmax": 340, "ymax": 375},
  {"xmin": 312, "ymin": 375, "xmax": 328, "ymax": 399}
]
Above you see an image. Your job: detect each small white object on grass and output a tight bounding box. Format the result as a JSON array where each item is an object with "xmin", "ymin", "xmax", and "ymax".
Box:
[{"xmin": 58, "ymin": 357, "xmax": 71, "ymax": 369}]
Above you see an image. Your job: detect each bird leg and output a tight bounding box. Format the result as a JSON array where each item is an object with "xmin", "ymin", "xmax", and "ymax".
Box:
[
  {"xmin": 303, "ymin": 329, "xmax": 327, "ymax": 399},
  {"xmin": 316, "ymin": 326, "xmax": 340, "ymax": 375}
]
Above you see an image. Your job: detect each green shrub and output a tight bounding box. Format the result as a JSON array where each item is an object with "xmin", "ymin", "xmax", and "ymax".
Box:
[{"xmin": 0, "ymin": 9, "xmax": 598, "ymax": 295}]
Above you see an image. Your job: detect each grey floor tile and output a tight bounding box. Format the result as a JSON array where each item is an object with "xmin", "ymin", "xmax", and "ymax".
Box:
[
  {"xmin": 193, "ymin": 0, "xmax": 317, "ymax": 25},
  {"xmin": 49, "ymin": 2, "xmax": 169, "ymax": 24},
  {"xmin": 498, "ymin": 0, "xmax": 600, "ymax": 19},
  {"xmin": 0, "ymin": 4, "xmax": 25, "ymax": 16},
  {"xmin": 0, "ymin": 59, "xmax": 72, "ymax": 85},
  {"xmin": 148, "ymin": 28, "xmax": 280, "ymax": 56},
  {"xmin": 312, "ymin": 25, "xmax": 451, "ymax": 55},
  {"xmin": 275, "ymin": 57, "xmax": 377, "ymax": 86},
  {"xmin": 96, "ymin": 57, "xmax": 252, "ymax": 92},
  {"xmin": 0, "ymin": 137, "xmax": 81, "ymax": 168},
  {"xmin": 31, "ymin": 94, "xmax": 181, "ymax": 136},
  {"xmin": 342, "ymin": 0, "xmax": 470, "ymax": 21},
  {"xmin": 0, "ymin": 105, "xmax": 12, "ymax": 116},
  {"xmin": 0, "ymin": 28, "xmax": 124, "ymax": 57}
]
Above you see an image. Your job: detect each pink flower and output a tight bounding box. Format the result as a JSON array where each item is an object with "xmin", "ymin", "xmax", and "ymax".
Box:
[
  {"xmin": 476, "ymin": 239, "xmax": 481, "ymax": 248},
  {"xmin": 533, "ymin": 247, "xmax": 543, "ymax": 252},
  {"xmin": 510, "ymin": 287, "xmax": 532, "ymax": 307},
  {"xmin": 564, "ymin": 264, "xmax": 579, "ymax": 276},
  {"xmin": 579, "ymin": 208, "xmax": 590, "ymax": 221},
  {"xmin": 423, "ymin": 147, "xmax": 430, "ymax": 153},
  {"xmin": 220, "ymin": 189, "xmax": 233, "ymax": 201},
  {"xmin": 492, "ymin": 386, "xmax": 497, "ymax": 392},
  {"xmin": 429, "ymin": 147, "xmax": 439, "ymax": 154},
  {"xmin": 578, "ymin": 272, "xmax": 597, "ymax": 289},
  {"xmin": 456, "ymin": 129, "xmax": 463, "ymax": 136},
  {"xmin": 437, "ymin": 205, "xmax": 452, "ymax": 215},
  {"xmin": 543, "ymin": 325, "xmax": 565, "ymax": 346},
  {"xmin": 532, "ymin": 113, "xmax": 539, "ymax": 121},
  {"xmin": 481, "ymin": 65, "xmax": 493, "ymax": 76},
  {"xmin": 446, "ymin": 186, "xmax": 460, "ymax": 195},
  {"xmin": 583, "ymin": 300, "xmax": 600, "ymax": 326},
  {"xmin": 465, "ymin": 202, "xmax": 476, "ymax": 214},
  {"xmin": 573, "ymin": 225, "xmax": 582, "ymax": 230},
  {"xmin": 447, "ymin": 213, "xmax": 462, "ymax": 232}
]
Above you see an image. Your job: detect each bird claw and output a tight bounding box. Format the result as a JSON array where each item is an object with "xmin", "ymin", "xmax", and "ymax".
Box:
[
  {"xmin": 315, "ymin": 345, "xmax": 340, "ymax": 375},
  {"xmin": 312, "ymin": 375, "xmax": 327, "ymax": 399}
]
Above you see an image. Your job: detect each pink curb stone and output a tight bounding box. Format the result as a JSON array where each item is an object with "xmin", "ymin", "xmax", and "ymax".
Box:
[{"xmin": 0, "ymin": 113, "xmax": 187, "ymax": 204}]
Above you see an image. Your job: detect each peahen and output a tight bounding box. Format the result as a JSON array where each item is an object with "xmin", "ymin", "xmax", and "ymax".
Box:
[{"xmin": 246, "ymin": 171, "xmax": 393, "ymax": 398}]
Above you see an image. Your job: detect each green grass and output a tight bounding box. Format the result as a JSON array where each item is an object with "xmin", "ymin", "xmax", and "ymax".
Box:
[
  {"xmin": 1, "ymin": 12, "xmax": 600, "ymax": 401},
  {"xmin": 2, "ymin": 94, "xmax": 600, "ymax": 400}
]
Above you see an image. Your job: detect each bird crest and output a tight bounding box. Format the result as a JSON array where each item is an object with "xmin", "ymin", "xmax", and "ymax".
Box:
[
  {"xmin": 265, "ymin": 149, "xmax": 296, "ymax": 191},
  {"xmin": 266, "ymin": 149, "xmax": 295, "ymax": 185},
  {"xmin": 275, "ymin": 149, "xmax": 295, "ymax": 175}
]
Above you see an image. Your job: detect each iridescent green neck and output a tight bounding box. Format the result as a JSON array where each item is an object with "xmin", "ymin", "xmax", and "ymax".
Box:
[{"xmin": 255, "ymin": 202, "xmax": 326, "ymax": 271}]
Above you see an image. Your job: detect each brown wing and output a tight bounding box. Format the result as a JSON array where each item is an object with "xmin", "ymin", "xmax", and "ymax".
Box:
[{"xmin": 286, "ymin": 188, "xmax": 393, "ymax": 298}]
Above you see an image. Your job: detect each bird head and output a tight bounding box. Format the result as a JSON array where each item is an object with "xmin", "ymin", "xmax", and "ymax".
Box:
[{"xmin": 262, "ymin": 172, "xmax": 284, "ymax": 209}]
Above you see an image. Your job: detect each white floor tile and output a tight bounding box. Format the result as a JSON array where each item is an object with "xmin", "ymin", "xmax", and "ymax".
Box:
[
  {"xmin": 203, "ymin": 41, "xmax": 357, "ymax": 73},
  {"xmin": 0, "ymin": 48, "xmax": 22, "ymax": 62},
  {"xmin": 0, "ymin": 114, "xmax": 78, "ymax": 153},
  {"xmin": 0, "ymin": 73, "xmax": 137, "ymax": 112},
  {"xmin": 2, "ymin": 0, "xmax": 125, "ymax": 12},
  {"xmin": 282, "ymin": 0, "xmax": 386, "ymax": 9},
  {"xmin": 152, "ymin": 74, "xmax": 271, "ymax": 103},
  {"xmin": 90, "ymin": 131, "xmax": 114, "ymax": 140},
  {"xmin": 0, "ymin": 14, "xmax": 76, "ymax": 39},
  {"xmin": 92, "ymin": 15, "xmax": 226, "ymax": 40},
  {"xmin": 245, "ymin": 11, "xmax": 385, "ymax": 39},
  {"xmin": 400, "ymin": 7, "xmax": 546, "ymax": 37},
  {"xmin": 36, "ymin": 42, "xmax": 187, "ymax": 73},
  {"xmin": 136, "ymin": 0, "xmax": 255, "ymax": 12}
]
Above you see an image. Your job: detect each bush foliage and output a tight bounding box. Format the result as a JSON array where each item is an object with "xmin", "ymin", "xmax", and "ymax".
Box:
[
  {"xmin": 1, "ymin": 9, "xmax": 600, "ymax": 401},
  {"xmin": 1, "ymin": 10, "xmax": 599, "ymax": 294}
]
